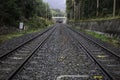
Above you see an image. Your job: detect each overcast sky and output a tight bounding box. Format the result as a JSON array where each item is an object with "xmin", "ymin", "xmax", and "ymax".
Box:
[{"xmin": 44, "ymin": 0, "xmax": 66, "ymax": 11}]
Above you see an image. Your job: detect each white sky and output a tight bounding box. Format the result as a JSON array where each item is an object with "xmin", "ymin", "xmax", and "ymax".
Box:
[{"xmin": 44, "ymin": 0, "xmax": 66, "ymax": 11}]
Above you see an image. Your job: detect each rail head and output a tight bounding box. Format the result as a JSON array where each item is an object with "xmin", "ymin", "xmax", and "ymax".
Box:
[
  {"xmin": 6, "ymin": 27, "xmax": 56, "ymax": 80},
  {"xmin": 0, "ymin": 27, "xmax": 53, "ymax": 59},
  {"xmin": 68, "ymin": 27, "xmax": 120, "ymax": 59},
  {"xmin": 67, "ymin": 27, "xmax": 116, "ymax": 80}
]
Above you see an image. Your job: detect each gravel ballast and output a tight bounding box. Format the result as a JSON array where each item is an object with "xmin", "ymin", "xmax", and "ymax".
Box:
[{"xmin": 13, "ymin": 24, "xmax": 107, "ymax": 80}]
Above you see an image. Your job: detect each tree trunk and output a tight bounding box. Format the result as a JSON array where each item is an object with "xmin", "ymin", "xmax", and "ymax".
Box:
[
  {"xmin": 78, "ymin": 2, "xmax": 81, "ymax": 20},
  {"xmin": 113, "ymin": 0, "xmax": 116, "ymax": 17},
  {"xmin": 96, "ymin": 0, "xmax": 99, "ymax": 16}
]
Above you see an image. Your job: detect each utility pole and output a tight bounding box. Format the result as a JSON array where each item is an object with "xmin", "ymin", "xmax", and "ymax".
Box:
[
  {"xmin": 74, "ymin": 0, "xmax": 76, "ymax": 21},
  {"xmin": 72, "ymin": 0, "xmax": 75, "ymax": 21},
  {"xmin": 78, "ymin": 2, "xmax": 81, "ymax": 20},
  {"xmin": 70, "ymin": 11, "xmax": 72, "ymax": 20},
  {"xmin": 96, "ymin": 0, "xmax": 99, "ymax": 16},
  {"xmin": 52, "ymin": 9, "xmax": 53, "ymax": 17},
  {"xmin": 45, "ymin": 0, "xmax": 47, "ymax": 22},
  {"xmin": 50, "ymin": 6, "xmax": 53, "ymax": 18},
  {"xmin": 113, "ymin": 0, "xmax": 116, "ymax": 17}
]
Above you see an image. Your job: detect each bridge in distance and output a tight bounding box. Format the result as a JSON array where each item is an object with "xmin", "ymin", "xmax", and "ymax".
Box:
[{"xmin": 52, "ymin": 17, "xmax": 67, "ymax": 23}]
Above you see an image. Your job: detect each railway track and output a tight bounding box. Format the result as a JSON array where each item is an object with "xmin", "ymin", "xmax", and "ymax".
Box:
[
  {"xmin": 0, "ymin": 26, "xmax": 55, "ymax": 80},
  {"xmin": 0, "ymin": 24, "xmax": 119, "ymax": 80},
  {"xmin": 10, "ymin": 24, "xmax": 108, "ymax": 80},
  {"xmin": 62, "ymin": 26, "xmax": 109, "ymax": 80},
  {"xmin": 67, "ymin": 26, "xmax": 120, "ymax": 80},
  {"xmin": 0, "ymin": 26, "xmax": 52, "ymax": 58}
]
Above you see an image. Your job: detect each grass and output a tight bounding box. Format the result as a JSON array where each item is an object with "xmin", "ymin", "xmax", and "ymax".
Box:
[
  {"xmin": 81, "ymin": 16, "xmax": 120, "ymax": 22},
  {"xmin": 69, "ymin": 16, "xmax": 120, "ymax": 22},
  {"xmin": 0, "ymin": 28, "xmax": 43, "ymax": 44},
  {"xmin": 71, "ymin": 26, "xmax": 120, "ymax": 47},
  {"xmin": 85, "ymin": 30, "xmax": 120, "ymax": 47}
]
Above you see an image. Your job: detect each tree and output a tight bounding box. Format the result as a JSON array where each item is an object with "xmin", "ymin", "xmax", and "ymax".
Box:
[
  {"xmin": 0, "ymin": 0, "xmax": 52, "ymax": 27},
  {"xmin": 66, "ymin": 0, "xmax": 120, "ymax": 21},
  {"xmin": 0, "ymin": 0, "xmax": 21, "ymax": 26}
]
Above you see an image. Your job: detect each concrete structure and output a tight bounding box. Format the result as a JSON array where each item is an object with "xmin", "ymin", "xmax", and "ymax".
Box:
[
  {"xmin": 69, "ymin": 19, "xmax": 120, "ymax": 39},
  {"xmin": 52, "ymin": 17, "xmax": 67, "ymax": 23}
]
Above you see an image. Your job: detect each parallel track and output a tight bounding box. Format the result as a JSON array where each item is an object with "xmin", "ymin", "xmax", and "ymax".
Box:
[
  {"xmin": 0, "ymin": 27, "xmax": 53, "ymax": 58},
  {"xmin": 67, "ymin": 27, "xmax": 120, "ymax": 80},
  {"xmin": 0, "ymin": 26, "xmax": 55, "ymax": 80},
  {"xmin": 13, "ymin": 25, "xmax": 110, "ymax": 80},
  {"xmin": 0, "ymin": 24, "xmax": 119, "ymax": 80}
]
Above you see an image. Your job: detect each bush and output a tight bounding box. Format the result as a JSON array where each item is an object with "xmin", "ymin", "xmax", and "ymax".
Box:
[{"xmin": 25, "ymin": 16, "xmax": 53, "ymax": 29}]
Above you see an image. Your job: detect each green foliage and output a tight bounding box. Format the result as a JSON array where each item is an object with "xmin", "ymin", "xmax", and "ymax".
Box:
[
  {"xmin": 0, "ymin": 27, "xmax": 43, "ymax": 44},
  {"xmin": 51, "ymin": 9, "xmax": 65, "ymax": 17},
  {"xmin": 85, "ymin": 30, "xmax": 120, "ymax": 47},
  {"xmin": 26, "ymin": 16, "xmax": 53, "ymax": 29},
  {"xmin": 0, "ymin": 0, "xmax": 21, "ymax": 26},
  {"xmin": 66, "ymin": 0, "xmax": 120, "ymax": 20},
  {"xmin": 26, "ymin": 16, "xmax": 46, "ymax": 29},
  {"xmin": 36, "ymin": 1, "xmax": 51, "ymax": 19},
  {"xmin": 0, "ymin": 0, "xmax": 52, "ymax": 27}
]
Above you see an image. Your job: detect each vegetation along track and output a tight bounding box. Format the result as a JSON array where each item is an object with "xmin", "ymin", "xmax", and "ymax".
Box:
[
  {"xmin": 0, "ymin": 24, "xmax": 119, "ymax": 80},
  {"xmin": 68, "ymin": 26, "xmax": 120, "ymax": 80},
  {"xmin": 0, "ymin": 26, "xmax": 56, "ymax": 80}
]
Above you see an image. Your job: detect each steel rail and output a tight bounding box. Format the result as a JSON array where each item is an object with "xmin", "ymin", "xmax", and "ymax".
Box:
[
  {"xmin": 68, "ymin": 27, "xmax": 120, "ymax": 59},
  {"xmin": 6, "ymin": 27, "xmax": 56, "ymax": 80},
  {"xmin": 0, "ymin": 26, "xmax": 53, "ymax": 58},
  {"xmin": 67, "ymin": 27, "xmax": 115, "ymax": 80}
]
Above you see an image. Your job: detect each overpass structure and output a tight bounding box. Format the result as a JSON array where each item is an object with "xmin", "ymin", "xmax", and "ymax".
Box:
[{"xmin": 52, "ymin": 17, "xmax": 67, "ymax": 23}]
